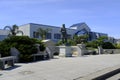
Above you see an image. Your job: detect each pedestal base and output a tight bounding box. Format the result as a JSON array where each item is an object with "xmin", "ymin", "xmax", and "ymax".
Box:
[{"xmin": 59, "ymin": 46, "xmax": 72, "ymax": 57}]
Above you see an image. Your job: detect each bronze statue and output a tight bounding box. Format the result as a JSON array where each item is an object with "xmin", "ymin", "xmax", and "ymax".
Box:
[{"xmin": 60, "ymin": 24, "xmax": 67, "ymax": 44}]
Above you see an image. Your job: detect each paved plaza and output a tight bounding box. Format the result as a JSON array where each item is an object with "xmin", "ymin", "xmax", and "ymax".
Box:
[{"xmin": 0, "ymin": 54, "xmax": 120, "ymax": 80}]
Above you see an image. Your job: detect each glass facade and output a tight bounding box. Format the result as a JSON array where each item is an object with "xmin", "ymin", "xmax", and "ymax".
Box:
[
  {"xmin": 67, "ymin": 34, "xmax": 71, "ymax": 39},
  {"xmin": 75, "ymin": 29, "xmax": 88, "ymax": 36},
  {"xmin": 54, "ymin": 33, "xmax": 61, "ymax": 39},
  {"xmin": 33, "ymin": 31, "xmax": 39, "ymax": 38},
  {"xmin": 46, "ymin": 33, "xmax": 52, "ymax": 39}
]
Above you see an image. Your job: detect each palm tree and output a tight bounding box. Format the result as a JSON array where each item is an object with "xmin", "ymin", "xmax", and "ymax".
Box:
[
  {"xmin": 37, "ymin": 28, "xmax": 51, "ymax": 40},
  {"xmin": 4, "ymin": 24, "xmax": 23, "ymax": 36}
]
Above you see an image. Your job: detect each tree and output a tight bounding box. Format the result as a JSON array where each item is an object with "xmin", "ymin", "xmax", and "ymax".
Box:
[
  {"xmin": 0, "ymin": 36, "xmax": 45, "ymax": 62},
  {"xmin": 37, "ymin": 28, "xmax": 51, "ymax": 40},
  {"xmin": 73, "ymin": 34, "xmax": 89, "ymax": 44},
  {"xmin": 4, "ymin": 24, "xmax": 23, "ymax": 36},
  {"xmin": 96, "ymin": 36, "xmax": 108, "ymax": 46},
  {"xmin": 86, "ymin": 36, "xmax": 108, "ymax": 48},
  {"xmin": 102, "ymin": 42, "xmax": 116, "ymax": 49}
]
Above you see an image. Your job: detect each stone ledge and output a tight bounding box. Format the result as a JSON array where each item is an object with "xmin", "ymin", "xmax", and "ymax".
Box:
[{"xmin": 74, "ymin": 64, "xmax": 120, "ymax": 80}]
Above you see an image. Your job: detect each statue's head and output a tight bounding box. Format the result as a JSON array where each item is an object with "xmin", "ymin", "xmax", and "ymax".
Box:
[{"xmin": 62, "ymin": 24, "xmax": 65, "ymax": 28}]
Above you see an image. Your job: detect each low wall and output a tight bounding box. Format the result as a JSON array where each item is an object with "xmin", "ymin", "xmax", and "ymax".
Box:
[
  {"xmin": 56, "ymin": 46, "xmax": 120, "ymax": 55},
  {"xmin": 71, "ymin": 47, "xmax": 120, "ymax": 54},
  {"xmin": 71, "ymin": 46, "xmax": 78, "ymax": 55},
  {"xmin": 103, "ymin": 49, "xmax": 120, "ymax": 54}
]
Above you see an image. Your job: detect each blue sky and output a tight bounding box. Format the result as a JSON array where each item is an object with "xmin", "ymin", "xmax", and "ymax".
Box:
[{"xmin": 0, "ymin": 0, "xmax": 120, "ymax": 38}]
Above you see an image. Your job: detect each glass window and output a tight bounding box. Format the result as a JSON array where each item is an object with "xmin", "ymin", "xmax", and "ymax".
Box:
[
  {"xmin": 46, "ymin": 33, "xmax": 51, "ymax": 39},
  {"xmin": 33, "ymin": 31, "xmax": 39, "ymax": 38},
  {"xmin": 67, "ymin": 34, "xmax": 71, "ymax": 39},
  {"xmin": 54, "ymin": 33, "xmax": 61, "ymax": 39},
  {"xmin": 75, "ymin": 29, "xmax": 88, "ymax": 36}
]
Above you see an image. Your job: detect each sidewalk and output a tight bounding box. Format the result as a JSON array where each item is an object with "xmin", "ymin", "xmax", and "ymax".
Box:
[{"xmin": 0, "ymin": 54, "xmax": 120, "ymax": 80}]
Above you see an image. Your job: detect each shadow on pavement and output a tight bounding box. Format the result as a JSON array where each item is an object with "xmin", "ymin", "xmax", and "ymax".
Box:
[{"xmin": 4, "ymin": 65, "xmax": 21, "ymax": 71}]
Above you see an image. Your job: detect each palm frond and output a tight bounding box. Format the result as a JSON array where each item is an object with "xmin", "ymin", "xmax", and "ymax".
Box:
[
  {"xmin": 17, "ymin": 30, "xmax": 24, "ymax": 36},
  {"xmin": 4, "ymin": 26, "xmax": 12, "ymax": 31}
]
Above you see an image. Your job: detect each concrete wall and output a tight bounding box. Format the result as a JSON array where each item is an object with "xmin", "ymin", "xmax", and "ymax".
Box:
[
  {"xmin": 103, "ymin": 49, "xmax": 120, "ymax": 54},
  {"xmin": 64, "ymin": 46, "xmax": 120, "ymax": 55}
]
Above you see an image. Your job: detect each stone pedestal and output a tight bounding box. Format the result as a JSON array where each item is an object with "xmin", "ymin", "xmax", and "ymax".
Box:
[
  {"xmin": 98, "ymin": 46, "xmax": 103, "ymax": 54},
  {"xmin": 59, "ymin": 46, "xmax": 72, "ymax": 57},
  {"xmin": 77, "ymin": 44, "xmax": 86, "ymax": 56},
  {"xmin": 10, "ymin": 47, "xmax": 20, "ymax": 62}
]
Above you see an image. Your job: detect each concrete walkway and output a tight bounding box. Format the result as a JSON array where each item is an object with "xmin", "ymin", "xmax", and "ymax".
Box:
[{"xmin": 0, "ymin": 54, "xmax": 120, "ymax": 80}]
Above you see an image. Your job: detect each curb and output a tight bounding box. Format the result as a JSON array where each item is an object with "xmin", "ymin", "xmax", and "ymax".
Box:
[{"xmin": 74, "ymin": 65, "xmax": 120, "ymax": 80}]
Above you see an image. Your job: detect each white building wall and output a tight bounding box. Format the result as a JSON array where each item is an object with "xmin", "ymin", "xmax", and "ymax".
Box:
[
  {"xmin": 19, "ymin": 24, "xmax": 30, "ymax": 37},
  {"xmin": 29, "ymin": 23, "xmax": 77, "ymax": 41},
  {"xmin": 0, "ymin": 30, "xmax": 9, "ymax": 40},
  {"xmin": 29, "ymin": 23, "xmax": 59, "ymax": 39},
  {"xmin": 51, "ymin": 27, "xmax": 61, "ymax": 41}
]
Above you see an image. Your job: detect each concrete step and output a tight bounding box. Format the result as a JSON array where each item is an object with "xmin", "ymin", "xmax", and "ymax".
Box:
[
  {"xmin": 106, "ymin": 73, "xmax": 120, "ymax": 80},
  {"xmin": 75, "ymin": 65, "xmax": 120, "ymax": 80}
]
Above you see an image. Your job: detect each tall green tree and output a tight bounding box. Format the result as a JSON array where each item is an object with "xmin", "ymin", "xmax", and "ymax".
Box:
[
  {"xmin": 37, "ymin": 28, "xmax": 51, "ymax": 40},
  {"xmin": 4, "ymin": 24, "xmax": 23, "ymax": 36}
]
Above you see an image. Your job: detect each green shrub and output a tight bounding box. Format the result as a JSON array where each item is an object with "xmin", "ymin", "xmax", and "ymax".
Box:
[
  {"xmin": 56, "ymin": 39, "xmax": 76, "ymax": 46},
  {"xmin": 19, "ymin": 54, "xmax": 33, "ymax": 63},
  {"xmin": 86, "ymin": 41, "xmax": 98, "ymax": 48},
  {"xmin": 115, "ymin": 44, "xmax": 120, "ymax": 49},
  {"xmin": 0, "ymin": 42, "xmax": 11, "ymax": 57},
  {"xmin": 102, "ymin": 42, "xmax": 116, "ymax": 49},
  {"xmin": 67, "ymin": 39, "xmax": 76, "ymax": 46},
  {"xmin": 73, "ymin": 35, "xmax": 88, "ymax": 44},
  {"xmin": 56, "ymin": 40, "xmax": 63, "ymax": 46},
  {"xmin": 39, "ymin": 44, "xmax": 46, "ymax": 51},
  {"xmin": 0, "ymin": 36, "xmax": 45, "ymax": 62}
]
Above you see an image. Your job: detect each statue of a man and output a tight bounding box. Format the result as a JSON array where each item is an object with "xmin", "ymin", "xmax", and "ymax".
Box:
[{"xmin": 60, "ymin": 24, "xmax": 67, "ymax": 44}]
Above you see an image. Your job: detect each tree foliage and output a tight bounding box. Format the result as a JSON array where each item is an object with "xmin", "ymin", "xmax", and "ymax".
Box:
[
  {"xmin": 0, "ymin": 36, "xmax": 45, "ymax": 62},
  {"xmin": 86, "ymin": 40, "xmax": 98, "ymax": 48},
  {"xmin": 4, "ymin": 24, "xmax": 23, "ymax": 36},
  {"xmin": 73, "ymin": 35, "xmax": 89, "ymax": 44},
  {"xmin": 96, "ymin": 36, "xmax": 108, "ymax": 46},
  {"xmin": 56, "ymin": 39, "xmax": 76, "ymax": 46},
  {"xmin": 86, "ymin": 36, "xmax": 116, "ymax": 49},
  {"xmin": 102, "ymin": 42, "xmax": 116, "ymax": 49},
  {"xmin": 56, "ymin": 35, "xmax": 88, "ymax": 46},
  {"xmin": 37, "ymin": 28, "xmax": 51, "ymax": 40},
  {"xmin": 115, "ymin": 43, "xmax": 120, "ymax": 49}
]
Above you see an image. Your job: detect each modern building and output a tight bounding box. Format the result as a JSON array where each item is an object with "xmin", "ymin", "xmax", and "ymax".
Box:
[
  {"xmin": 0, "ymin": 29, "xmax": 9, "ymax": 40},
  {"xmin": 116, "ymin": 39, "xmax": 120, "ymax": 44},
  {"xmin": 0, "ymin": 22, "xmax": 108, "ymax": 42},
  {"xmin": 19, "ymin": 23, "xmax": 76, "ymax": 42},
  {"xmin": 69, "ymin": 23, "xmax": 108, "ymax": 41},
  {"xmin": 108, "ymin": 37, "xmax": 117, "ymax": 44}
]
